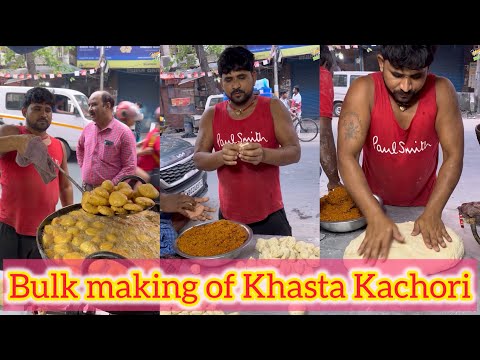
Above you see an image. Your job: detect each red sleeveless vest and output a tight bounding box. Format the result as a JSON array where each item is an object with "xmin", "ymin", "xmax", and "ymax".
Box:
[
  {"xmin": 0, "ymin": 126, "xmax": 63, "ymax": 236},
  {"xmin": 362, "ymin": 72, "xmax": 438, "ymax": 206},
  {"xmin": 212, "ymin": 96, "xmax": 283, "ymax": 223}
]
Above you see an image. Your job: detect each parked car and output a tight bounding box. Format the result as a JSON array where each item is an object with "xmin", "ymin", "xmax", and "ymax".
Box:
[
  {"xmin": 160, "ymin": 136, "xmax": 208, "ymax": 197},
  {"xmin": 333, "ymin": 71, "xmax": 373, "ymax": 117}
]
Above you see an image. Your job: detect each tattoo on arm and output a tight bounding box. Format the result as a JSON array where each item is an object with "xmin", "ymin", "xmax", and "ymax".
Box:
[{"xmin": 342, "ymin": 112, "xmax": 361, "ymax": 140}]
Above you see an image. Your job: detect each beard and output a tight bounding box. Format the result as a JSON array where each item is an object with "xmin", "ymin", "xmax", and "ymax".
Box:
[
  {"xmin": 392, "ymin": 89, "xmax": 417, "ymax": 106},
  {"xmin": 27, "ymin": 117, "xmax": 50, "ymax": 132},
  {"xmin": 227, "ymin": 88, "xmax": 254, "ymax": 107},
  {"xmin": 385, "ymin": 85, "xmax": 417, "ymax": 106}
]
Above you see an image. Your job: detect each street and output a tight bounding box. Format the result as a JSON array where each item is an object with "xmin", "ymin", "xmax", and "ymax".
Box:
[{"xmin": 176, "ymin": 134, "xmax": 320, "ymax": 243}]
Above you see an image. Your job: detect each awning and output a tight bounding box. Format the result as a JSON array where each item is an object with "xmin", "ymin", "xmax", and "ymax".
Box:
[
  {"xmin": 247, "ymin": 45, "xmax": 320, "ymax": 61},
  {"xmin": 178, "ymin": 76, "xmax": 204, "ymax": 85},
  {"xmin": 6, "ymin": 46, "xmax": 47, "ymax": 54},
  {"xmin": 176, "ymin": 63, "xmax": 217, "ymax": 85}
]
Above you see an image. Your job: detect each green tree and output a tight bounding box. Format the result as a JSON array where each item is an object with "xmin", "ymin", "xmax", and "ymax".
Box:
[
  {"xmin": 169, "ymin": 45, "xmax": 227, "ymax": 96},
  {"xmin": 0, "ymin": 46, "xmax": 75, "ymax": 85}
]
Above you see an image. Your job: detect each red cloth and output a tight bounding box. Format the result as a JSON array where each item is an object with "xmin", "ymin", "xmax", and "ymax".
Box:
[
  {"xmin": 319, "ymin": 66, "xmax": 334, "ymax": 118},
  {"xmin": 362, "ymin": 72, "xmax": 438, "ymax": 206},
  {"xmin": 0, "ymin": 126, "xmax": 63, "ymax": 236},
  {"xmin": 138, "ymin": 128, "xmax": 160, "ymax": 172},
  {"xmin": 212, "ymin": 96, "xmax": 283, "ymax": 223}
]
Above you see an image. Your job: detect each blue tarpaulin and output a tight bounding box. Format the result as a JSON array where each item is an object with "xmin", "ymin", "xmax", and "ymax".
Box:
[{"xmin": 6, "ymin": 46, "xmax": 46, "ymax": 54}]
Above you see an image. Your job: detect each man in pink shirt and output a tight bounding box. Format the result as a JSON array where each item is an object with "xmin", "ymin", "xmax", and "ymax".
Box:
[{"xmin": 76, "ymin": 91, "xmax": 137, "ymax": 190}]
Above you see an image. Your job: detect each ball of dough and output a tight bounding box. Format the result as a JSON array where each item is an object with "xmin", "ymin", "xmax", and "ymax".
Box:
[{"xmin": 343, "ymin": 221, "xmax": 464, "ymax": 275}]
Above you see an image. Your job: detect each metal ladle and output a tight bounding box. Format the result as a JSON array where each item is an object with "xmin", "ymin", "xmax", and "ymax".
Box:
[{"xmin": 50, "ymin": 159, "xmax": 84, "ymax": 193}]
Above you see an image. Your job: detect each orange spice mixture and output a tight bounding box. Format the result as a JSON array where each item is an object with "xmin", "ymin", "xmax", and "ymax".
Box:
[
  {"xmin": 320, "ymin": 186, "xmax": 362, "ymax": 221},
  {"xmin": 176, "ymin": 220, "xmax": 248, "ymax": 257}
]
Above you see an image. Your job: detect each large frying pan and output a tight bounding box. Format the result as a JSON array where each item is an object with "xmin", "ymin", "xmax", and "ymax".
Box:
[
  {"xmin": 36, "ymin": 203, "xmax": 160, "ymax": 260},
  {"xmin": 35, "ymin": 201, "xmax": 160, "ymax": 316},
  {"xmin": 36, "ymin": 174, "xmax": 160, "ymax": 260}
]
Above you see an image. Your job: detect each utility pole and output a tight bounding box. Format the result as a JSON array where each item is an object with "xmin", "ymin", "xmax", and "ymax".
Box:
[
  {"xmin": 273, "ymin": 45, "xmax": 279, "ymax": 97},
  {"xmin": 99, "ymin": 46, "xmax": 105, "ymax": 91}
]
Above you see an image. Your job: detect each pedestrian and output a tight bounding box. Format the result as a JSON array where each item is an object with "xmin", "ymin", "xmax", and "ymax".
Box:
[
  {"xmin": 319, "ymin": 45, "xmax": 342, "ymax": 191},
  {"xmin": 193, "ymin": 46, "xmax": 301, "ymax": 236},
  {"xmin": 0, "ymin": 87, "xmax": 73, "ymax": 269},
  {"xmin": 160, "ymin": 193, "xmax": 215, "ymax": 256},
  {"xmin": 290, "ymin": 85, "xmax": 302, "ymax": 119},
  {"xmin": 135, "ymin": 102, "xmax": 145, "ymax": 141},
  {"xmin": 337, "ymin": 45, "xmax": 464, "ymax": 260},
  {"xmin": 115, "ymin": 100, "xmax": 143, "ymax": 142},
  {"xmin": 279, "ymin": 90, "xmax": 290, "ymax": 110},
  {"xmin": 77, "ymin": 91, "xmax": 137, "ymax": 191},
  {"xmin": 136, "ymin": 106, "xmax": 161, "ymax": 189}
]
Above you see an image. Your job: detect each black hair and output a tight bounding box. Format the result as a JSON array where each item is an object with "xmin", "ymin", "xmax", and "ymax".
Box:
[
  {"xmin": 380, "ymin": 45, "xmax": 437, "ymax": 70},
  {"xmin": 293, "ymin": 86, "xmax": 300, "ymax": 92},
  {"xmin": 23, "ymin": 87, "xmax": 55, "ymax": 108},
  {"xmin": 217, "ymin": 46, "xmax": 255, "ymax": 75},
  {"xmin": 101, "ymin": 91, "xmax": 115, "ymax": 109},
  {"xmin": 319, "ymin": 45, "xmax": 335, "ymax": 71},
  {"xmin": 280, "ymin": 90, "xmax": 287, "ymax": 96}
]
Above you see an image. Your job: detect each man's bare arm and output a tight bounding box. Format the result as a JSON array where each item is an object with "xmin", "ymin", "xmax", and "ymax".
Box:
[
  {"xmin": 193, "ymin": 107, "xmax": 227, "ymax": 171},
  {"xmin": 337, "ymin": 76, "xmax": 382, "ymax": 218},
  {"xmin": 410, "ymin": 77, "xmax": 464, "ymax": 251},
  {"xmin": 320, "ymin": 116, "xmax": 341, "ymax": 189},
  {"xmin": 261, "ymin": 98, "xmax": 301, "ymax": 166},
  {"xmin": 0, "ymin": 125, "xmax": 32, "ymax": 156},
  {"xmin": 423, "ymin": 77, "xmax": 464, "ymax": 217},
  {"xmin": 338, "ymin": 76, "xmax": 405, "ymax": 260}
]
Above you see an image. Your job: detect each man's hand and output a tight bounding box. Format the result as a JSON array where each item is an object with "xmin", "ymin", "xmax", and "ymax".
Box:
[
  {"xmin": 16, "ymin": 134, "xmax": 37, "ymax": 155},
  {"xmin": 238, "ymin": 142, "xmax": 264, "ymax": 165},
  {"xmin": 358, "ymin": 214, "xmax": 405, "ymax": 263},
  {"xmin": 184, "ymin": 197, "xmax": 216, "ymax": 221},
  {"xmin": 161, "ymin": 193, "xmax": 197, "ymax": 214},
  {"xmin": 412, "ymin": 212, "xmax": 452, "ymax": 251},
  {"xmin": 327, "ymin": 181, "xmax": 343, "ymax": 191},
  {"xmin": 221, "ymin": 143, "xmax": 240, "ymax": 166}
]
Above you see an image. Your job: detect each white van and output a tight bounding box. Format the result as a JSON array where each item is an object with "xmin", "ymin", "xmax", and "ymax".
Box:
[
  {"xmin": 333, "ymin": 71, "xmax": 373, "ymax": 117},
  {"xmin": 192, "ymin": 94, "xmax": 225, "ymax": 131},
  {"xmin": 0, "ymin": 86, "xmax": 92, "ymax": 159}
]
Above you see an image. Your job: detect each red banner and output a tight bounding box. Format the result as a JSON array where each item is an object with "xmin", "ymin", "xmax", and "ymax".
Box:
[{"xmin": 171, "ymin": 98, "xmax": 191, "ymax": 107}]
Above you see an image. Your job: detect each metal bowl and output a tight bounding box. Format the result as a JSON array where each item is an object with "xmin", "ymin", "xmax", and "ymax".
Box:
[
  {"xmin": 320, "ymin": 194, "xmax": 384, "ymax": 233},
  {"xmin": 173, "ymin": 220, "xmax": 254, "ymax": 266}
]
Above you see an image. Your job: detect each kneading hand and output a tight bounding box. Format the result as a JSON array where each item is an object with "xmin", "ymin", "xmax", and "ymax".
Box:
[
  {"xmin": 412, "ymin": 212, "xmax": 452, "ymax": 252},
  {"xmin": 358, "ymin": 214, "xmax": 405, "ymax": 263},
  {"xmin": 238, "ymin": 142, "xmax": 264, "ymax": 165}
]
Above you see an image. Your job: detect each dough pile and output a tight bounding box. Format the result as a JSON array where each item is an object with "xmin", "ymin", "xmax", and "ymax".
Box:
[{"xmin": 343, "ymin": 221, "xmax": 464, "ymax": 274}]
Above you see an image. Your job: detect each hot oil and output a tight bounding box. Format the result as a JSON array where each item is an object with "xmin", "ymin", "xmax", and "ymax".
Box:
[{"xmin": 42, "ymin": 209, "xmax": 160, "ymax": 259}]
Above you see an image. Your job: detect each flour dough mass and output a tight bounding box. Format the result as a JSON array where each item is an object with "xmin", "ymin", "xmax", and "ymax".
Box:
[{"xmin": 343, "ymin": 221, "xmax": 464, "ymax": 274}]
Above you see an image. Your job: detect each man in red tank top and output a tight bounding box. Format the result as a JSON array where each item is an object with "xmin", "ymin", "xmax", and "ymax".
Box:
[
  {"xmin": 319, "ymin": 45, "xmax": 342, "ymax": 191},
  {"xmin": 337, "ymin": 45, "xmax": 464, "ymax": 261},
  {"xmin": 193, "ymin": 46, "xmax": 301, "ymax": 235},
  {"xmin": 0, "ymin": 87, "xmax": 73, "ymax": 269}
]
